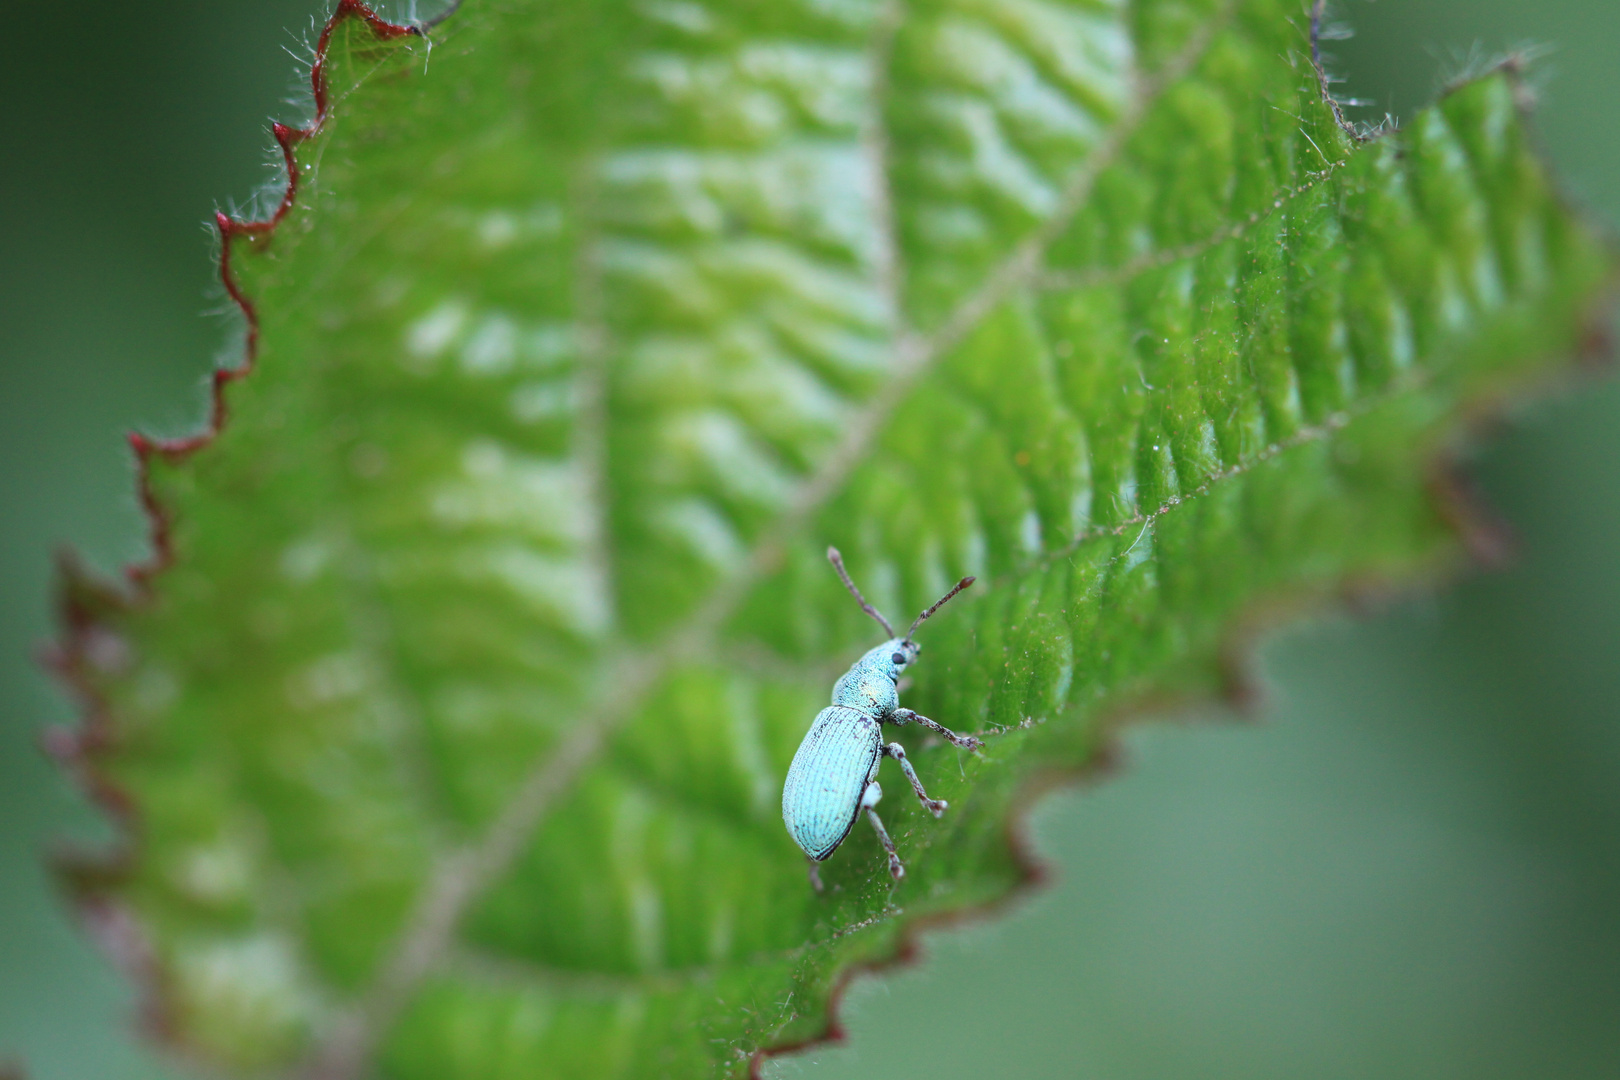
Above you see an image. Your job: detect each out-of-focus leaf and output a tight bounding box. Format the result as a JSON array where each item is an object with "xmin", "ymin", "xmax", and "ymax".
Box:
[{"xmin": 50, "ymin": 0, "xmax": 1613, "ymax": 1076}]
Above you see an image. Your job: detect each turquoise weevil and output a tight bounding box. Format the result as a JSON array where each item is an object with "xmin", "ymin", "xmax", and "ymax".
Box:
[{"xmin": 782, "ymin": 547, "xmax": 982, "ymax": 888}]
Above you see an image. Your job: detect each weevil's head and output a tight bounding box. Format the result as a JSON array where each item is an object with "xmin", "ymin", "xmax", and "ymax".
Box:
[
  {"xmin": 881, "ymin": 637, "xmax": 922, "ymax": 680},
  {"xmin": 833, "ymin": 638, "xmax": 919, "ymax": 712}
]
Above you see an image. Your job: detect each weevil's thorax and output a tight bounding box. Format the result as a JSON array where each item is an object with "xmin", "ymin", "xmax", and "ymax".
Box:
[{"xmin": 831, "ymin": 637, "xmax": 919, "ymax": 719}]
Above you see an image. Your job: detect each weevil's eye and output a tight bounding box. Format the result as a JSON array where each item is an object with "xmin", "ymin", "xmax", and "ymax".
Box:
[{"xmin": 890, "ymin": 652, "xmax": 906, "ymax": 665}]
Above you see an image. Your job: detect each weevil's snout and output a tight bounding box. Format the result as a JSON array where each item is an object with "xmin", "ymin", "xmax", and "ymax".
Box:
[{"xmin": 888, "ymin": 639, "xmax": 921, "ymax": 671}]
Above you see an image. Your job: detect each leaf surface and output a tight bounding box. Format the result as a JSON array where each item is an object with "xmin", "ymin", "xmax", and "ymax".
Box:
[{"xmin": 52, "ymin": 0, "xmax": 1613, "ymax": 1076}]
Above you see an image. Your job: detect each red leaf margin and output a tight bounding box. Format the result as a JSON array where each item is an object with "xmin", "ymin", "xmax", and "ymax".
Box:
[{"xmin": 38, "ymin": 0, "xmax": 435, "ymax": 1054}]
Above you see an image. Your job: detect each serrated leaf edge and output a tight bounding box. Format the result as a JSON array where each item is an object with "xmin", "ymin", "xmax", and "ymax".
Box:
[{"xmin": 41, "ymin": 0, "xmax": 433, "ymax": 1062}]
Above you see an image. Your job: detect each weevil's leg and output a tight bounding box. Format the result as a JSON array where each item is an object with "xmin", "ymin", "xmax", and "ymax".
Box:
[
  {"xmin": 865, "ymin": 807, "xmax": 905, "ymax": 881},
  {"xmin": 806, "ymin": 856, "xmax": 825, "ymax": 894},
  {"xmin": 882, "ymin": 742, "xmax": 946, "ymax": 817},
  {"xmin": 860, "ymin": 780, "xmax": 904, "ymax": 880},
  {"xmin": 893, "ymin": 708, "xmax": 982, "ymax": 752}
]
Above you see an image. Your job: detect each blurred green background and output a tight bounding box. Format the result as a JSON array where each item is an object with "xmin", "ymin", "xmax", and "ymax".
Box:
[{"xmin": 1, "ymin": 1, "xmax": 1616, "ymax": 1077}]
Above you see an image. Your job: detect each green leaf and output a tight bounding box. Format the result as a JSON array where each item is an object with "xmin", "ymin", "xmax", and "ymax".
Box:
[{"xmin": 51, "ymin": 0, "xmax": 1613, "ymax": 1076}]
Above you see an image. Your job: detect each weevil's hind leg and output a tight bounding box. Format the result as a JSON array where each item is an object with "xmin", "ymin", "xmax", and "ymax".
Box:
[
  {"xmin": 894, "ymin": 708, "xmax": 982, "ymax": 752},
  {"xmin": 806, "ymin": 856, "xmax": 825, "ymax": 894},
  {"xmin": 860, "ymin": 780, "xmax": 904, "ymax": 880},
  {"xmin": 883, "ymin": 742, "xmax": 946, "ymax": 817},
  {"xmin": 865, "ymin": 807, "xmax": 904, "ymax": 881}
]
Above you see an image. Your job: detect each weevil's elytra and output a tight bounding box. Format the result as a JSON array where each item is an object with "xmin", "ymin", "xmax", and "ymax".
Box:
[{"xmin": 781, "ymin": 548, "xmax": 983, "ymax": 887}]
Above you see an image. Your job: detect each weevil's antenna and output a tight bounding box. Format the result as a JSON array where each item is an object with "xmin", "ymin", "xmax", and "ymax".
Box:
[
  {"xmin": 827, "ymin": 547, "xmax": 895, "ymax": 638},
  {"xmin": 906, "ymin": 576, "xmax": 975, "ymax": 641}
]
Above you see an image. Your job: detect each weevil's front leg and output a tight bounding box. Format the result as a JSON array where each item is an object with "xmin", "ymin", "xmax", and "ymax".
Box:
[
  {"xmin": 860, "ymin": 780, "xmax": 904, "ymax": 880},
  {"xmin": 883, "ymin": 742, "xmax": 946, "ymax": 817},
  {"xmin": 892, "ymin": 708, "xmax": 982, "ymax": 752}
]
